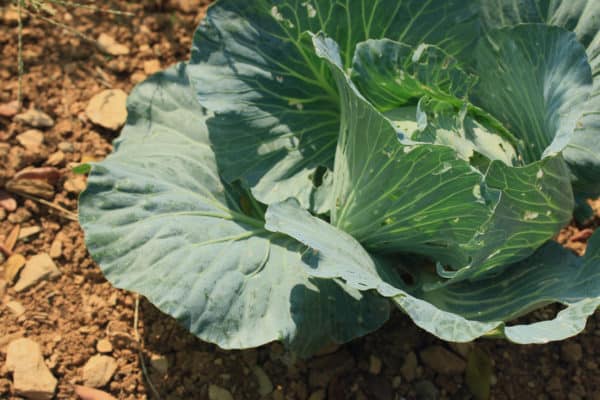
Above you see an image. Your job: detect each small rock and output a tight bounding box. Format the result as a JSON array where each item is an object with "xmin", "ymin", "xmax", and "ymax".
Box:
[
  {"xmin": 74, "ymin": 386, "xmax": 118, "ymax": 400},
  {"xmin": 46, "ymin": 151, "xmax": 65, "ymax": 166},
  {"xmin": 15, "ymin": 109, "xmax": 54, "ymax": 128},
  {"xmin": 17, "ymin": 129, "xmax": 44, "ymax": 150},
  {"xmin": 253, "ymin": 365, "xmax": 274, "ymax": 396},
  {"xmin": 4, "ymin": 253, "xmax": 26, "ymax": 284},
  {"xmin": 6, "ymin": 338, "xmax": 57, "ymax": 400},
  {"xmin": 130, "ymin": 71, "xmax": 147, "ymax": 84},
  {"xmin": 49, "ymin": 234, "xmax": 63, "ymax": 259},
  {"xmin": 0, "ymin": 279, "xmax": 6, "ymax": 298},
  {"xmin": 64, "ymin": 175, "xmax": 87, "ymax": 193},
  {"xmin": 7, "ymin": 300, "xmax": 25, "ymax": 317},
  {"xmin": 561, "ymin": 342, "xmax": 583, "ymax": 364},
  {"xmin": 308, "ymin": 350, "xmax": 355, "ymax": 388},
  {"xmin": 143, "ymin": 59, "xmax": 161, "ymax": 75},
  {"xmin": 58, "ymin": 141, "xmax": 74, "ymax": 153},
  {"xmin": 0, "ymin": 208, "xmax": 5, "ymax": 221},
  {"xmin": 97, "ymin": 33, "xmax": 130, "ymax": 56},
  {"xmin": 415, "ymin": 380, "xmax": 439, "ymax": 400},
  {"xmin": 14, "ymin": 253, "xmax": 61, "ymax": 292},
  {"xmin": 85, "ymin": 89, "xmax": 128, "ymax": 130},
  {"xmin": 0, "ymin": 101, "xmax": 19, "ymax": 118},
  {"xmin": 96, "ymin": 339, "xmax": 113, "ymax": 354},
  {"xmin": 420, "ymin": 345, "xmax": 466, "ymax": 375},
  {"xmin": 391, "ymin": 376, "xmax": 402, "ymax": 389},
  {"xmin": 82, "ymin": 355, "xmax": 118, "ymax": 388},
  {"xmin": 149, "ymin": 353, "xmax": 168, "ymax": 374},
  {"xmin": 401, "ymin": 352, "xmax": 418, "ymax": 382},
  {"xmin": 18, "ymin": 226, "xmax": 41, "ymax": 240},
  {"xmin": 208, "ymin": 384, "xmax": 234, "ymax": 400},
  {"xmin": 369, "ymin": 355, "xmax": 383, "ymax": 375},
  {"xmin": 7, "ymin": 207, "xmax": 33, "ymax": 223},
  {"xmin": 0, "ymin": 190, "xmax": 17, "ymax": 211},
  {"xmin": 308, "ymin": 389, "xmax": 326, "ymax": 400}
]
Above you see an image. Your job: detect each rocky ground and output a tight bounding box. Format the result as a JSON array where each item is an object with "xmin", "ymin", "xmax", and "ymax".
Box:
[{"xmin": 1, "ymin": 1, "xmax": 600, "ymax": 399}]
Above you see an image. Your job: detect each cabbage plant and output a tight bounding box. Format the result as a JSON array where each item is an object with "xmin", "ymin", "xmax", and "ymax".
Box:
[{"xmin": 80, "ymin": 0, "xmax": 600, "ymax": 356}]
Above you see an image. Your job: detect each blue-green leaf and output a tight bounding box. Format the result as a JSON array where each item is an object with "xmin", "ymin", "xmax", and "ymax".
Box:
[
  {"xmin": 266, "ymin": 197, "xmax": 600, "ymax": 343},
  {"xmin": 78, "ymin": 63, "xmax": 389, "ymax": 356}
]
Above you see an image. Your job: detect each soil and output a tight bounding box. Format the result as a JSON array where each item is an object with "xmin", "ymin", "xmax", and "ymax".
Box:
[{"xmin": 1, "ymin": 1, "xmax": 600, "ymax": 400}]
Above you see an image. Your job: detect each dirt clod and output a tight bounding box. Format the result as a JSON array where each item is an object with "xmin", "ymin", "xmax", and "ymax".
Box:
[
  {"xmin": 82, "ymin": 355, "xmax": 118, "ymax": 388},
  {"xmin": 14, "ymin": 109, "xmax": 54, "ymax": 128},
  {"xmin": 14, "ymin": 253, "xmax": 61, "ymax": 292},
  {"xmin": 6, "ymin": 338, "xmax": 57, "ymax": 400},
  {"xmin": 85, "ymin": 89, "xmax": 128, "ymax": 131}
]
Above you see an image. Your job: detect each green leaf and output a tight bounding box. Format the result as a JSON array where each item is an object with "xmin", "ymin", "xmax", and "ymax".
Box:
[
  {"xmin": 314, "ymin": 34, "xmax": 573, "ymax": 281},
  {"xmin": 351, "ymin": 39, "xmax": 476, "ymax": 112},
  {"xmin": 72, "ymin": 163, "xmax": 91, "ymax": 175},
  {"xmin": 78, "ymin": 63, "xmax": 389, "ymax": 356},
  {"xmin": 187, "ymin": 0, "xmax": 480, "ymax": 211},
  {"xmin": 473, "ymin": 24, "xmax": 593, "ymax": 163},
  {"xmin": 266, "ymin": 197, "xmax": 600, "ymax": 343},
  {"xmin": 479, "ymin": 0, "xmax": 600, "ymax": 196}
]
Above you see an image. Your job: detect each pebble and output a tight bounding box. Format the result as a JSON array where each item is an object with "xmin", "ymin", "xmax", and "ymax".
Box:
[
  {"xmin": 18, "ymin": 226, "xmax": 41, "ymax": 240},
  {"xmin": 415, "ymin": 380, "xmax": 439, "ymax": 400},
  {"xmin": 252, "ymin": 365, "xmax": 274, "ymax": 396},
  {"xmin": 0, "ymin": 191, "xmax": 17, "ymax": 211},
  {"xmin": 420, "ymin": 345, "xmax": 466, "ymax": 375},
  {"xmin": 6, "ymin": 338, "xmax": 57, "ymax": 400},
  {"xmin": 369, "ymin": 355, "xmax": 383, "ymax": 375},
  {"xmin": 0, "ymin": 279, "xmax": 6, "ymax": 298},
  {"xmin": 143, "ymin": 59, "xmax": 161, "ymax": 75},
  {"xmin": 149, "ymin": 353, "xmax": 168, "ymax": 374},
  {"xmin": 308, "ymin": 350, "xmax": 355, "ymax": 388},
  {"xmin": 561, "ymin": 342, "xmax": 583, "ymax": 364},
  {"xmin": 6, "ymin": 179, "xmax": 55, "ymax": 200},
  {"xmin": 7, "ymin": 300, "xmax": 25, "ymax": 317},
  {"xmin": 4, "ymin": 253, "xmax": 26, "ymax": 284},
  {"xmin": 85, "ymin": 89, "xmax": 128, "ymax": 130},
  {"xmin": 96, "ymin": 339, "xmax": 113, "ymax": 354},
  {"xmin": 14, "ymin": 109, "xmax": 54, "ymax": 128},
  {"xmin": 16, "ymin": 129, "xmax": 44, "ymax": 150},
  {"xmin": 7, "ymin": 207, "xmax": 33, "ymax": 223},
  {"xmin": 58, "ymin": 141, "xmax": 74, "ymax": 153},
  {"xmin": 82, "ymin": 355, "xmax": 118, "ymax": 388},
  {"xmin": 308, "ymin": 389, "xmax": 326, "ymax": 400},
  {"xmin": 97, "ymin": 33, "xmax": 130, "ymax": 56},
  {"xmin": 0, "ymin": 101, "xmax": 19, "ymax": 118},
  {"xmin": 0, "ymin": 208, "xmax": 6, "ymax": 221},
  {"xmin": 401, "ymin": 351, "xmax": 418, "ymax": 382},
  {"xmin": 64, "ymin": 175, "xmax": 87, "ymax": 193},
  {"xmin": 49, "ymin": 234, "xmax": 63, "ymax": 259},
  {"xmin": 208, "ymin": 384, "xmax": 234, "ymax": 400},
  {"xmin": 46, "ymin": 151, "xmax": 65, "ymax": 166},
  {"xmin": 14, "ymin": 253, "xmax": 61, "ymax": 292},
  {"xmin": 173, "ymin": 0, "xmax": 203, "ymax": 13}
]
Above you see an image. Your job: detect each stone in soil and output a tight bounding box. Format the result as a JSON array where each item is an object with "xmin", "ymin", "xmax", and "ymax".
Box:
[
  {"xmin": 252, "ymin": 365, "xmax": 274, "ymax": 396},
  {"xmin": 369, "ymin": 355, "xmax": 383, "ymax": 375},
  {"xmin": 400, "ymin": 351, "xmax": 418, "ymax": 382},
  {"xmin": 6, "ymin": 179, "xmax": 55, "ymax": 200},
  {"xmin": 82, "ymin": 355, "xmax": 118, "ymax": 388},
  {"xmin": 561, "ymin": 342, "xmax": 583, "ymax": 364},
  {"xmin": 18, "ymin": 225, "xmax": 41, "ymax": 240},
  {"xmin": 4, "ymin": 253, "xmax": 26, "ymax": 284},
  {"xmin": 49, "ymin": 234, "xmax": 63, "ymax": 259},
  {"xmin": 14, "ymin": 253, "xmax": 61, "ymax": 292},
  {"xmin": 208, "ymin": 384, "xmax": 234, "ymax": 400},
  {"xmin": 46, "ymin": 151, "xmax": 65, "ymax": 166},
  {"xmin": 97, "ymin": 33, "xmax": 130, "ymax": 56},
  {"xmin": 415, "ymin": 380, "xmax": 439, "ymax": 400},
  {"xmin": 0, "ymin": 191, "xmax": 17, "ymax": 212},
  {"xmin": 96, "ymin": 338, "xmax": 113, "ymax": 354},
  {"xmin": 14, "ymin": 109, "xmax": 54, "ymax": 128},
  {"xmin": 6, "ymin": 300, "xmax": 25, "ymax": 317},
  {"xmin": 308, "ymin": 350, "xmax": 355, "ymax": 388},
  {"xmin": 0, "ymin": 101, "xmax": 19, "ymax": 118},
  {"xmin": 0, "ymin": 279, "xmax": 6, "ymax": 298},
  {"xmin": 143, "ymin": 59, "xmax": 161, "ymax": 75},
  {"xmin": 172, "ymin": 0, "xmax": 203, "ymax": 13},
  {"xmin": 16, "ymin": 129, "xmax": 44, "ymax": 150},
  {"xmin": 85, "ymin": 89, "xmax": 128, "ymax": 130},
  {"xmin": 149, "ymin": 353, "xmax": 168, "ymax": 374},
  {"xmin": 64, "ymin": 175, "xmax": 87, "ymax": 193},
  {"xmin": 420, "ymin": 345, "xmax": 466, "ymax": 375},
  {"xmin": 6, "ymin": 338, "xmax": 57, "ymax": 400}
]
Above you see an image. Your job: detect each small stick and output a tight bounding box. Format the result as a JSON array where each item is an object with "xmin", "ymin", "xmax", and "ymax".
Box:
[{"xmin": 6, "ymin": 190, "xmax": 78, "ymax": 221}]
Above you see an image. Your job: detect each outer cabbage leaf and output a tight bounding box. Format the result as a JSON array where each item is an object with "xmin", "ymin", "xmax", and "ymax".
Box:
[
  {"xmin": 265, "ymin": 198, "xmax": 600, "ymax": 343},
  {"xmin": 187, "ymin": 0, "xmax": 480, "ymax": 211},
  {"xmin": 314, "ymin": 34, "xmax": 573, "ymax": 281},
  {"xmin": 78, "ymin": 63, "xmax": 389, "ymax": 356}
]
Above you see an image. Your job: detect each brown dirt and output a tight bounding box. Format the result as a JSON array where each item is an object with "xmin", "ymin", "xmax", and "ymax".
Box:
[{"xmin": 1, "ymin": 1, "xmax": 600, "ymax": 399}]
